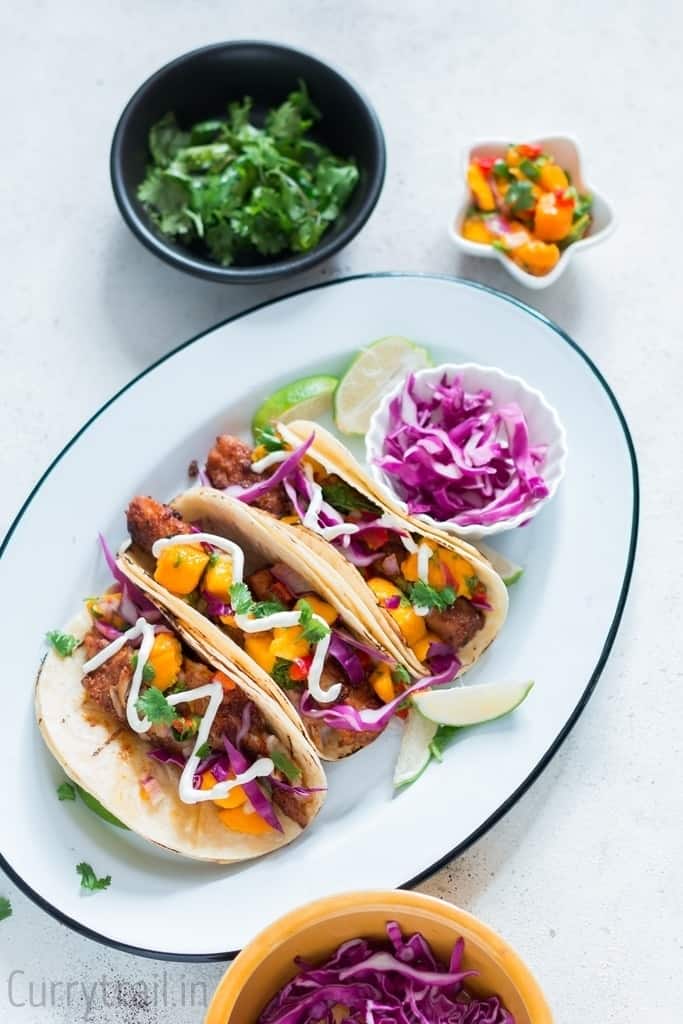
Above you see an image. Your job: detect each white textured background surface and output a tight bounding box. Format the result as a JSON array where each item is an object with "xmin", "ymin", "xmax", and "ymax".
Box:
[{"xmin": 0, "ymin": 1, "xmax": 680, "ymax": 1022}]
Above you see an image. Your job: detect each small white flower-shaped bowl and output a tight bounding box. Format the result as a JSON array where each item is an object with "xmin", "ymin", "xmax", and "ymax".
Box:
[
  {"xmin": 366, "ymin": 362, "xmax": 568, "ymax": 540},
  {"xmin": 448, "ymin": 135, "xmax": 616, "ymax": 290}
]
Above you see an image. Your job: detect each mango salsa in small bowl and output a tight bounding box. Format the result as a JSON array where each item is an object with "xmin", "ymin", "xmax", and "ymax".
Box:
[{"xmin": 449, "ymin": 136, "xmax": 615, "ymax": 289}]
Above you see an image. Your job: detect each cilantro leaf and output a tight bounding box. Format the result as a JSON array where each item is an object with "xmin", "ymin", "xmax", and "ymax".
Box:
[
  {"xmin": 519, "ymin": 158, "xmax": 540, "ymax": 181},
  {"xmin": 142, "ymin": 662, "xmax": 156, "ymax": 683},
  {"xmin": 0, "ymin": 897, "xmax": 12, "ymax": 922},
  {"xmin": 465, "ymin": 575, "xmax": 480, "ymax": 595},
  {"xmin": 506, "ymin": 180, "xmax": 536, "ymax": 213},
  {"xmin": 492, "ymin": 158, "xmax": 513, "ymax": 181},
  {"xmin": 297, "ymin": 600, "xmax": 330, "ymax": 643},
  {"xmin": 321, "ymin": 477, "xmax": 381, "ymax": 515},
  {"xmin": 57, "ymin": 782, "xmax": 76, "ymax": 802},
  {"xmin": 148, "ymin": 112, "xmax": 190, "ymax": 168},
  {"xmin": 195, "ymin": 742, "xmax": 212, "ymax": 760},
  {"xmin": 575, "ymin": 193, "xmax": 593, "ymax": 219},
  {"xmin": 271, "ymin": 750, "xmax": 301, "ymax": 782},
  {"xmin": 408, "ymin": 581, "xmax": 457, "ymax": 612},
  {"xmin": 137, "ymin": 83, "xmax": 358, "ymax": 267},
  {"xmin": 391, "ymin": 665, "xmax": 411, "ymax": 685},
  {"xmin": 272, "ymin": 658, "xmax": 296, "ymax": 689},
  {"xmin": 230, "ymin": 581, "xmax": 254, "ymax": 615},
  {"xmin": 252, "ymin": 600, "xmax": 286, "ymax": 618},
  {"xmin": 254, "ymin": 425, "xmax": 286, "ymax": 452},
  {"xmin": 429, "ymin": 725, "xmax": 460, "ymax": 761},
  {"xmin": 136, "ymin": 688, "xmax": 176, "ymax": 725},
  {"xmin": 46, "ymin": 631, "xmax": 80, "ymax": 658},
  {"xmin": 76, "ymin": 862, "xmax": 111, "ymax": 893}
]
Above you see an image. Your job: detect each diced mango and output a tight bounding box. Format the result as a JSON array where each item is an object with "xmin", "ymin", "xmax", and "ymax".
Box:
[
  {"xmin": 251, "ymin": 445, "xmax": 267, "ymax": 462},
  {"xmin": 147, "ymin": 633, "xmax": 183, "ymax": 691},
  {"xmin": 367, "ymin": 576, "xmax": 426, "ymax": 647},
  {"xmin": 154, "ymin": 544, "xmax": 209, "ymax": 596},
  {"xmin": 218, "ymin": 805, "xmax": 275, "ymax": 834},
  {"xmin": 211, "ymin": 670, "xmax": 236, "ymax": 692},
  {"xmin": 200, "ymin": 771, "xmax": 247, "ymax": 810},
  {"xmin": 296, "ymin": 595, "xmax": 337, "ymax": 625},
  {"xmin": 390, "ymin": 604, "xmax": 427, "ymax": 648},
  {"xmin": 270, "ymin": 626, "xmax": 310, "ymax": 662},
  {"xmin": 401, "ymin": 543, "xmax": 439, "ymax": 586},
  {"xmin": 437, "ymin": 549, "xmax": 476, "ymax": 595},
  {"xmin": 367, "ymin": 577, "xmax": 402, "ymax": 603},
  {"xmin": 467, "ymin": 163, "xmax": 495, "ymax": 212},
  {"xmin": 534, "ymin": 192, "xmax": 574, "ymax": 242},
  {"xmin": 412, "ymin": 631, "xmax": 440, "ymax": 662},
  {"xmin": 512, "ymin": 240, "xmax": 561, "ymax": 276},
  {"xmin": 461, "ymin": 216, "xmax": 494, "ymax": 245},
  {"xmin": 203, "ymin": 554, "xmax": 233, "ymax": 599},
  {"xmin": 370, "ymin": 664, "xmax": 395, "ymax": 703},
  {"xmin": 539, "ymin": 162, "xmax": 569, "ymax": 192},
  {"xmin": 245, "ymin": 631, "xmax": 276, "ymax": 674}
]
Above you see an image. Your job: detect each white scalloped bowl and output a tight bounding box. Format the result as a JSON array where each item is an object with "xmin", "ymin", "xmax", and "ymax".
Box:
[
  {"xmin": 448, "ymin": 135, "xmax": 616, "ymax": 290},
  {"xmin": 366, "ymin": 362, "xmax": 568, "ymax": 540}
]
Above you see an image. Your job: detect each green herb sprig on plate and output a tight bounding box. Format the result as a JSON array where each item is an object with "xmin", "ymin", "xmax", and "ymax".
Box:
[{"xmin": 137, "ymin": 81, "xmax": 359, "ymax": 267}]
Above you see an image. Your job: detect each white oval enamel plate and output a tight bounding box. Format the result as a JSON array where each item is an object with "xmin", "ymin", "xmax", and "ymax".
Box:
[{"xmin": 0, "ymin": 275, "xmax": 638, "ymax": 959}]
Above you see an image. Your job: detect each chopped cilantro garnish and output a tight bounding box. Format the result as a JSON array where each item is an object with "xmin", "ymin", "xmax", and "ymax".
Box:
[
  {"xmin": 465, "ymin": 575, "xmax": 480, "ymax": 594},
  {"xmin": 172, "ymin": 715, "xmax": 200, "ymax": 742},
  {"xmin": 575, "ymin": 192, "xmax": 593, "ymax": 219},
  {"xmin": 492, "ymin": 239, "xmax": 508, "ymax": 252},
  {"xmin": 173, "ymin": 551, "xmax": 184, "ymax": 568},
  {"xmin": 208, "ymin": 552, "xmax": 220, "ymax": 567},
  {"xmin": 137, "ymin": 82, "xmax": 359, "ymax": 267},
  {"xmin": 297, "ymin": 600, "xmax": 330, "ymax": 642},
  {"xmin": 230, "ymin": 581, "xmax": 253, "ymax": 615},
  {"xmin": 391, "ymin": 664, "xmax": 411, "ymax": 685},
  {"xmin": 271, "ymin": 750, "xmax": 301, "ymax": 783},
  {"xmin": 519, "ymin": 158, "xmax": 540, "ymax": 181},
  {"xmin": 76, "ymin": 862, "xmax": 111, "ymax": 893},
  {"xmin": 0, "ymin": 897, "xmax": 12, "ymax": 922},
  {"xmin": 57, "ymin": 782, "xmax": 76, "ymax": 802},
  {"xmin": 142, "ymin": 662, "xmax": 156, "ymax": 683},
  {"xmin": 272, "ymin": 658, "xmax": 297, "ymax": 689},
  {"xmin": 46, "ymin": 631, "xmax": 80, "ymax": 658},
  {"xmin": 195, "ymin": 742, "xmax": 212, "ymax": 760},
  {"xmin": 408, "ymin": 580, "xmax": 456, "ymax": 612},
  {"xmin": 254, "ymin": 425, "xmax": 286, "ymax": 452},
  {"xmin": 506, "ymin": 180, "xmax": 535, "ymax": 213},
  {"xmin": 429, "ymin": 725, "xmax": 460, "ymax": 761},
  {"xmin": 492, "ymin": 158, "xmax": 513, "ymax": 181},
  {"xmin": 252, "ymin": 600, "xmax": 286, "ymax": 618},
  {"xmin": 321, "ymin": 478, "xmax": 381, "ymax": 516},
  {"xmin": 136, "ymin": 687, "xmax": 176, "ymax": 725}
]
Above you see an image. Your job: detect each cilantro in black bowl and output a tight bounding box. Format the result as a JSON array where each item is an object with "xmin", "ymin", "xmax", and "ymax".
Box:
[{"xmin": 110, "ymin": 42, "xmax": 386, "ymax": 283}]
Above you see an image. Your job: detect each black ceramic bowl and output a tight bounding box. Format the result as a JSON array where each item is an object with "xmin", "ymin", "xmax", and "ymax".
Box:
[{"xmin": 110, "ymin": 41, "xmax": 386, "ymax": 283}]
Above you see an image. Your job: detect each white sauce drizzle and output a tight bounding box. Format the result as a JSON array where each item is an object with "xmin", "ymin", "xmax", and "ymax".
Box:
[
  {"xmin": 413, "ymin": 541, "xmax": 433, "ymax": 617},
  {"xmin": 250, "ymin": 450, "xmax": 290, "ymax": 474},
  {"xmin": 83, "ymin": 626, "xmax": 274, "ymax": 805},
  {"xmin": 151, "ymin": 533, "xmax": 340, "ymax": 704}
]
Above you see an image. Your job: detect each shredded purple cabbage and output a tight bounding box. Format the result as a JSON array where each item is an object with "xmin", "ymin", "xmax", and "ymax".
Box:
[
  {"xmin": 228, "ymin": 434, "xmax": 315, "ymax": 504},
  {"xmin": 258, "ymin": 920, "xmax": 514, "ymax": 1023},
  {"xmin": 98, "ymin": 533, "xmax": 161, "ymax": 620},
  {"xmin": 148, "ymin": 748, "xmax": 186, "ymax": 769},
  {"xmin": 300, "ymin": 655, "xmax": 460, "ymax": 733},
  {"xmin": 328, "ymin": 633, "xmax": 365, "ymax": 685},
  {"xmin": 376, "ymin": 373, "xmax": 549, "ymax": 528},
  {"xmin": 222, "ymin": 736, "xmax": 283, "ymax": 833}
]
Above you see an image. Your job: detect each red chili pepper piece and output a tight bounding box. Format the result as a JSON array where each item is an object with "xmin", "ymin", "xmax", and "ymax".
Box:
[
  {"xmin": 473, "ymin": 156, "xmax": 496, "ymax": 174},
  {"xmin": 554, "ymin": 189, "xmax": 575, "ymax": 208},
  {"xmin": 289, "ymin": 655, "xmax": 313, "ymax": 682},
  {"xmin": 518, "ymin": 143, "xmax": 543, "ymax": 158},
  {"xmin": 361, "ymin": 527, "xmax": 390, "ymax": 551}
]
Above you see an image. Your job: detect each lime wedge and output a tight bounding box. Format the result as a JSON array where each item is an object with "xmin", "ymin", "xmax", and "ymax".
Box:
[
  {"xmin": 475, "ymin": 542, "xmax": 524, "ymax": 586},
  {"xmin": 76, "ymin": 785, "xmax": 129, "ymax": 830},
  {"xmin": 413, "ymin": 680, "xmax": 534, "ymax": 727},
  {"xmin": 393, "ymin": 708, "xmax": 437, "ymax": 788},
  {"xmin": 334, "ymin": 336, "xmax": 432, "ymax": 435},
  {"xmin": 251, "ymin": 375, "xmax": 338, "ymax": 439}
]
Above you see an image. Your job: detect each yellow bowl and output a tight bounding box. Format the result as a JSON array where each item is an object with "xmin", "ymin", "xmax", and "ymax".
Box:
[{"xmin": 205, "ymin": 890, "xmax": 553, "ymax": 1023}]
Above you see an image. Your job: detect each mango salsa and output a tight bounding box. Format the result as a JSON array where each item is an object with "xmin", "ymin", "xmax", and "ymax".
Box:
[{"xmin": 461, "ymin": 143, "xmax": 593, "ymax": 276}]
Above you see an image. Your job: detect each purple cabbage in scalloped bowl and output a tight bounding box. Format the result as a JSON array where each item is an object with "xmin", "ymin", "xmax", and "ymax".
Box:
[{"xmin": 366, "ymin": 363, "xmax": 567, "ymax": 540}]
